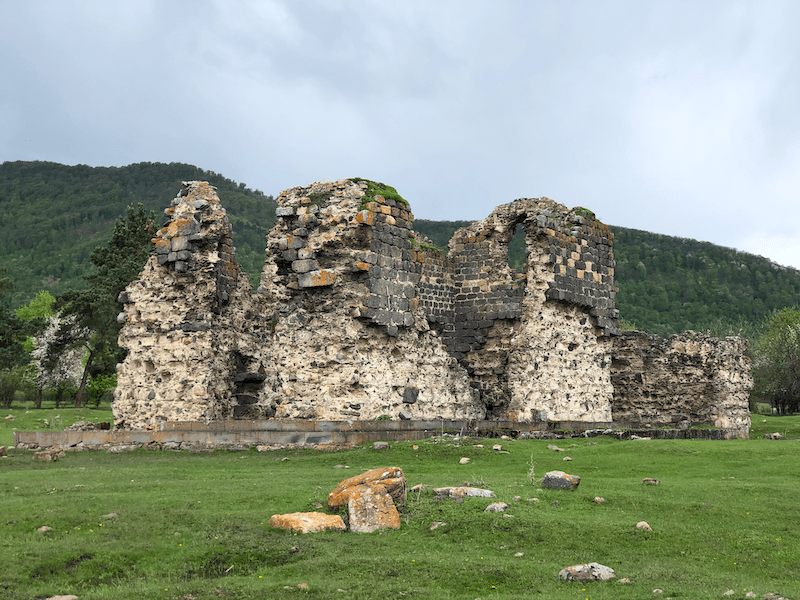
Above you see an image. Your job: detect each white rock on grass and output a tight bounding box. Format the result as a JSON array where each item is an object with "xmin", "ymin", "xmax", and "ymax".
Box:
[
  {"xmin": 636, "ymin": 521, "xmax": 652, "ymax": 531},
  {"xmin": 485, "ymin": 502, "xmax": 508, "ymax": 512},
  {"xmin": 558, "ymin": 562, "xmax": 615, "ymax": 581},
  {"xmin": 459, "ymin": 457, "xmax": 470, "ymax": 464},
  {"xmin": 433, "ymin": 486, "xmax": 495, "ymax": 498}
]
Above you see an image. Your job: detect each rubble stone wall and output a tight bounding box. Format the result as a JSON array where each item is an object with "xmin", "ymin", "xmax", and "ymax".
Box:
[
  {"xmin": 610, "ymin": 331, "xmax": 752, "ymax": 436},
  {"xmin": 113, "ymin": 179, "xmax": 752, "ymax": 437}
]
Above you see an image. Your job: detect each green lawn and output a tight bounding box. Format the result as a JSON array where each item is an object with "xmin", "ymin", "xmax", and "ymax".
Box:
[{"xmin": 2, "ymin": 414, "xmax": 800, "ymax": 599}]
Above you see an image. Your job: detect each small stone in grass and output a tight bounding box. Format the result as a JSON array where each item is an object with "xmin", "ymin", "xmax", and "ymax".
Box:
[
  {"xmin": 492, "ymin": 444, "xmax": 502, "ymax": 451},
  {"xmin": 619, "ymin": 578, "xmax": 630, "ymax": 583},
  {"xmin": 37, "ymin": 526, "xmax": 52, "ymax": 532},
  {"xmin": 412, "ymin": 445, "xmax": 419, "ymax": 450},
  {"xmin": 723, "ymin": 592, "xmax": 734, "ymax": 597},
  {"xmin": 430, "ymin": 521, "xmax": 446, "ymax": 530},
  {"xmin": 485, "ymin": 502, "xmax": 508, "ymax": 512},
  {"xmin": 636, "ymin": 521, "xmax": 652, "ymax": 531},
  {"xmin": 563, "ymin": 456, "xmax": 572, "ymax": 461},
  {"xmin": 653, "ymin": 589, "xmax": 663, "ymax": 594},
  {"xmin": 298, "ymin": 583, "xmax": 308, "ymax": 589},
  {"xmin": 373, "ymin": 442, "xmax": 389, "ymax": 451},
  {"xmin": 513, "ymin": 495, "xmax": 521, "ymax": 501},
  {"xmin": 593, "ymin": 497, "xmax": 607, "ymax": 503},
  {"xmin": 642, "ymin": 478, "xmax": 660, "ymax": 485},
  {"xmin": 459, "ymin": 457, "xmax": 470, "ymax": 464},
  {"xmin": 101, "ymin": 513, "xmax": 118, "ymax": 519}
]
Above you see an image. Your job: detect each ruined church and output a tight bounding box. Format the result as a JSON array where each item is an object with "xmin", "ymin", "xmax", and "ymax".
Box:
[{"xmin": 112, "ymin": 180, "xmax": 752, "ymax": 438}]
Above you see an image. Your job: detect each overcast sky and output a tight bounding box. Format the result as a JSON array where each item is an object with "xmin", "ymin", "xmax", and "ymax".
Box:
[{"xmin": 2, "ymin": 1, "xmax": 799, "ymax": 269}]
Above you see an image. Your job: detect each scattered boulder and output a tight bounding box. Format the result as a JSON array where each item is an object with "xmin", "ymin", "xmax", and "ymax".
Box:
[
  {"xmin": 328, "ymin": 467, "xmax": 406, "ymax": 508},
  {"xmin": 37, "ymin": 526, "xmax": 52, "ymax": 533},
  {"xmin": 373, "ymin": 442, "xmax": 390, "ymax": 451},
  {"xmin": 328, "ymin": 466, "xmax": 406, "ymax": 533},
  {"xmin": 346, "ymin": 487, "xmax": 401, "ymax": 533},
  {"xmin": 641, "ymin": 478, "xmax": 660, "ymax": 485},
  {"xmin": 764, "ymin": 432, "xmax": 786, "ymax": 440},
  {"xmin": 558, "ymin": 562, "xmax": 615, "ymax": 581},
  {"xmin": 269, "ymin": 512, "xmax": 346, "ymax": 534},
  {"xmin": 34, "ymin": 450, "xmax": 61, "ymax": 462},
  {"xmin": 485, "ymin": 502, "xmax": 508, "ymax": 512},
  {"xmin": 636, "ymin": 521, "xmax": 652, "ymax": 531},
  {"xmin": 541, "ymin": 470, "xmax": 581, "ymax": 490},
  {"xmin": 433, "ymin": 487, "xmax": 495, "ymax": 499},
  {"xmin": 459, "ymin": 457, "xmax": 470, "ymax": 464}
]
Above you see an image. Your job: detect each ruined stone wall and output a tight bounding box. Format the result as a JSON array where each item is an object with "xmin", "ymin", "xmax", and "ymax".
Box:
[
  {"xmin": 113, "ymin": 178, "xmax": 752, "ymax": 436},
  {"xmin": 114, "ymin": 182, "xmax": 272, "ymax": 429},
  {"xmin": 254, "ymin": 179, "xmax": 484, "ymax": 422},
  {"xmin": 610, "ymin": 331, "xmax": 752, "ymax": 436},
  {"xmin": 439, "ymin": 199, "xmax": 618, "ymax": 422}
]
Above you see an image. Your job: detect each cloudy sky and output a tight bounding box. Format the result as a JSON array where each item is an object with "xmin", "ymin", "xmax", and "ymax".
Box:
[{"xmin": 2, "ymin": 0, "xmax": 799, "ymax": 268}]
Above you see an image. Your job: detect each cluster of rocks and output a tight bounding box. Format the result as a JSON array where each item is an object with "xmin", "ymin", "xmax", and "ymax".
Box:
[{"xmin": 270, "ymin": 466, "xmax": 407, "ymax": 534}]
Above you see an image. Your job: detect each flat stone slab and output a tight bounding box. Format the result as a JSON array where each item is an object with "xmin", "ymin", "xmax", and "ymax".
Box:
[
  {"xmin": 541, "ymin": 470, "xmax": 581, "ymax": 490},
  {"xmin": 558, "ymin": 562, "xmax": 615, "ymax": 581},
  {"xmin": 433, "ymin": 486, "xmax": 495, "ymax": 498},
  {"xmin": 268, "ymin": 512, "xmax": 346, "ymax": 533}
]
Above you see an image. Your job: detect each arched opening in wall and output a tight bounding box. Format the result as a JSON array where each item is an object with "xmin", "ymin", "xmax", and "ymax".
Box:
[{"xmin": 507, "ymin": 223, "xmax": 528, "ymax": 274}]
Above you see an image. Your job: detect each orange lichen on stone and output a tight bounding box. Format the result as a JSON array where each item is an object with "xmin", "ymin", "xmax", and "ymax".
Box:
[
  {"xmin": 268, "ymin": 512, "xmax": 346, "ymax": 534},
  {"xmin": 328, "ymin": 466, "xmax": 406, "ymax": 509},
  {"xmin": 355, "ymin": 210, "xmax": 375, "ymax": 225},
  {"xmin": 355, "ymin": 262, "xmax": 371, "ymax": 271}
]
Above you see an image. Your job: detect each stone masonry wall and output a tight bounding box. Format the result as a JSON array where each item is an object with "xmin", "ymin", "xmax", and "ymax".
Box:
[
  {"xmin": 113, "ymin": 179, "xmax": 752, "ymax": 436},
  {"xmin": 254, "ymin": 179, "xmax": 484, "ymax": 421},
  {"xmin": 115, "ymin": 182, "xmax": 273, "ymax": 429},
  {"xmin": 443, "ymin": 199, "xmax": 618, "ymax": 421},
  {"xmin": 610, "ymin": 331, "xmax": 752, "ymax": 436}
]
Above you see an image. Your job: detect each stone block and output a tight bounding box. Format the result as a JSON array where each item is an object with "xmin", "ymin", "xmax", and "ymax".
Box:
[
  {"xmin": 292, "ymin": 259, "xmax": 318, "ymax": 273},
  {"xmin": 276, "ymin": 206, "xmax": 296, "ymax": 217},
  {"xmin": 269, "ymin": 512, "xmax": 346, "ymax": 534},
  {"xmin": 298, "ymin": 270, "xmax": 335, "ymax": 288}
]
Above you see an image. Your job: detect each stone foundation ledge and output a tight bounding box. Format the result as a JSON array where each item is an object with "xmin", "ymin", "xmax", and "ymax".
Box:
[{"xmin": 12, "ymin": 419, "xmax": 747, "ymax": 451}]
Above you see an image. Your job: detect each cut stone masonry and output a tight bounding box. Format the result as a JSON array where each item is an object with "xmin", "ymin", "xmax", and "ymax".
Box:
[{"xmin": 113, "ymin": 179, "xmax": 752, "ymax": 437}]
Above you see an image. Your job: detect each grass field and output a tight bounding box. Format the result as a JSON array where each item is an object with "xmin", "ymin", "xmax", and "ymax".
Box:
[{"xmin": 2, "ymin": 408, "xmax": 799, "ymax": 599}]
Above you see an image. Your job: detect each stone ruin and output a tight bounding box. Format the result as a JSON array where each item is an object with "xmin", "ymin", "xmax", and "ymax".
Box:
[{"xmin": 113, "ymin": 179, "xmax": 752, "ymax": 437}]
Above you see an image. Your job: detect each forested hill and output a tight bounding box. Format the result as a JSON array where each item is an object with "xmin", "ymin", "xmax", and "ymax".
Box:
[
  {"xmin": 413, "ymin": 220, "xmax": 800, "ymax": 338},
  {"xmin": 2, "ymin": 161, "xmax": 798, "ymax": 339},
  {"xmin": 0, "ymin": 161, "xmax": 276, "ymax": 306}
]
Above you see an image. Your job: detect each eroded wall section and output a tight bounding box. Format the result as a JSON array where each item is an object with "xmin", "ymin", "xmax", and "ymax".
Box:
[{"xmin": 610, "ymin": 331, "xmax": 752, "ymax": 436}]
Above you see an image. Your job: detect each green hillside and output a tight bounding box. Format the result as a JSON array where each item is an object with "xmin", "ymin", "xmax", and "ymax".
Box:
[
  {"xmin": 0, "ymin": 161, "xmax": 276, "ymax": 306},
  {"xmin": 2, "ymin": 161, "xmax": 798, "ymax": 340}
]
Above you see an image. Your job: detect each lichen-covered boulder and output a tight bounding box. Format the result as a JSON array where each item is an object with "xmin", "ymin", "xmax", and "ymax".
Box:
[
  {"xmin": 328, "ymin": 466, "xmax": 406, "ymax": 508},
  {"xmin": 328, "ymin": 466, "xmax": 406, "ymax": 532},
  {"xmin": 346, "ymin": 486, "xmax": 401, "ymax": 533},
  {"xmin": 268, "ymin": 512, "xmax": 346, "ymax": 534},
  {"xmin": 541, "ymin": 470, "xmax": 581, "ymax": 490}
]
